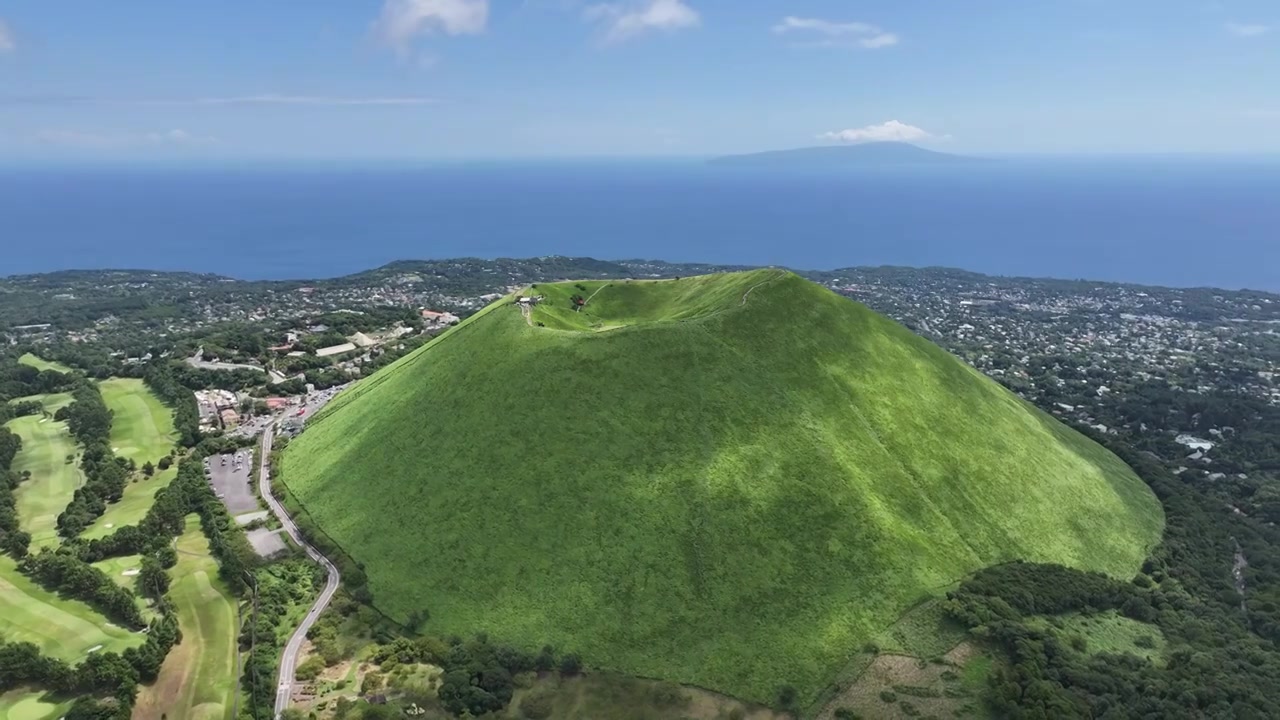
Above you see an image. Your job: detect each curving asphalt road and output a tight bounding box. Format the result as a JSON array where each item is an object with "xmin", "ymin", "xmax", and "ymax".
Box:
[{"xmin": 257, "ymin": 423, "xmax": 342, "ymax": 719}]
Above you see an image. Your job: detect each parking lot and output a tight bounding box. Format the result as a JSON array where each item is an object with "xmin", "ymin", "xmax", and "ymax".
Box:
[
  {"xmin": 245, "ymin": 527, "xmax": 288, "ymax": 557},
  {"xmin": 204, "ymin": 451, "xmax": 260, "ymax": 515}
]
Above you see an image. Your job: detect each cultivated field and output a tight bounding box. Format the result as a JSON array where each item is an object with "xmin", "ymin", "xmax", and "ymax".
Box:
[
  {"xmin": 82, "ymin": 379, "xmax": 179, "ymax": 538},
  {"xmin": 133, "ymin": 516, "xmax": 239, "ymax": 720},
  {"xmin": 7, "ymin": 393, "xmax": 82, "ymax": 549},
  {"xmin": 284, "ymin": 270, "xmax": 1164, "ymax": 704}
]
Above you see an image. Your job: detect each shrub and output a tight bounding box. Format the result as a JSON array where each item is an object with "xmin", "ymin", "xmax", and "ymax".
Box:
[
  {"xmin": 834, "ymin": 708, "xmax": 860, "ymax": 720},
  {"xmin": 559, "ymin": 653, "xmax": 582, "ymax": 676},
  {"xmin": 296, "ymin": 656, "xmax": 325, "ymax": 681},
  {"xmin": 899, "ymin": 700, "xmax": 921, "ymax": 716},
  {"xmin": 879, "ymin": 690, "xmax": 897, "ymax": 703},
  {"xmin": 1135, "ymin": 635, "xmax": 1157, "ymax": 649},
  {"xmin": 777, "ymin": 684, "xmax": 798, "ymax": 709},
  {"xmin": 519, "ymin": 691, "xmax": 554, "ymax": 720}
]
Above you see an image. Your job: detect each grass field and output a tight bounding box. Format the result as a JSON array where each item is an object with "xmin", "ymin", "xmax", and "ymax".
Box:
[
  {"xmin": 284, "ymin": 270, "xmax": 1163, "ymax": 704},
  {"xmin": 0, "ymin": 689, "xmax": 73, "ymax": 720},
  {"xmin": 133, "ymin": 516, "xmax": 239, "ymax": 720},
  {"xmin": 81, "ymin": 379, "xmax": 179, "ymax": 539},
  {"xmin": 6, "ymin": 393, "xmax": 82, "ymax": 549},
  {"xmin": 0, "ymin": 555, "xmax": 143, "ymax": 662},
  {"xmin": 1030, "ymin": 611, "xmax": 1167, "ymax": 664},
  {"xmin": 17, "ymin": 353, "xmax": 71, "ymax": 374}
]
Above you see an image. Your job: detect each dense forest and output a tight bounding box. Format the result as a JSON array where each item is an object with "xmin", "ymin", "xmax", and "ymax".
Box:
[{"xmin": 944, "ymin": 435, "xmax": 1280, "ymax": 719}]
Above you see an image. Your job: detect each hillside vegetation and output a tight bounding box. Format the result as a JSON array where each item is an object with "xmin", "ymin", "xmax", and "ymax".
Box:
[{"xmin": 284, "ymin": 270, "xmax": 1163, "ymax": 704}]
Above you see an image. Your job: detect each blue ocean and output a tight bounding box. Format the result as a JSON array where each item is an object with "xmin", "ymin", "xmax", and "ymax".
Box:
[{"xmin": 3, "ymin": 158, "xmax": 1279, "ymax": 291}]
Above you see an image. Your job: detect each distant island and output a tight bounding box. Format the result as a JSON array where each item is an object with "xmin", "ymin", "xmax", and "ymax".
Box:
[{"xmin": 709, "ymin": 141, "xmax": 981, "ymax": 167}]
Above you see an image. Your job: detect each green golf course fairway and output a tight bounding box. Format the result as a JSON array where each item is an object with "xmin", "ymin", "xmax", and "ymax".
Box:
[
  {"xmin": 0, "ymin": 689, "xmax": 72, "ymax": 720},
  {"xmin": 7, "ymin": 393, "xmax": 82, "ymax": 549},
  {"xmin": 82, "ymin": 379, "xmax": 179, "ymax": 539},
  {"xmin": 286, "ymin": 270, "xmax": 1164, "ymax": 705},
  {"xmin": 16, "ymin": 353, "xmax": 71, "ymax": 374},
  {"xmin": 133, "ymin": 516, "xmax": 238, "ymax": 720},
  {"xmin": 91, "ymin": 554, "xmax": 143, "ymax": 590},
  {"xmin": 0, "ymin": 555, "xmax": 143, "ymax": 662}
]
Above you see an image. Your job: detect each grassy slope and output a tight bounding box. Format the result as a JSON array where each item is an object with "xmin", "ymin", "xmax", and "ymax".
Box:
[
  {"xmin": 7, "ymin": 393, "xmax": 81, "ymax": 549},
  {"xmin": 133, "ymin": 516, "xmax": 239, "ymax": 720},
  {"xmin": 17, "ymin": 354, "xmax": 71, "ymax": 374},
  {"xmin": 82, "ymin": 379, "xmax": 179, "ymax": 539},
  {"xmin": 284, "ymin": 270, "xmax": 1163, "ymax": 704}
]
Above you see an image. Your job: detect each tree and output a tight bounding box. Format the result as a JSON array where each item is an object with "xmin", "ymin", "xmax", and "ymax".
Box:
[
  {"xmin": 360, "ymin": 671, "xmax": 383, "ymax": 696},
  {"xmin": 142, "ymin": 461, "xmax": 155, "ymax": 478},
  {"xmin": 559, "ymin": 653, "xmax": 582, "ymax": 676}
]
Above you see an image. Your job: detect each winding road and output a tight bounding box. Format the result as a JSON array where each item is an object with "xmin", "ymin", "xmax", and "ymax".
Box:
[{"xmin": 257, "ymin": 423, "xmax": 342, "ymax": 719}]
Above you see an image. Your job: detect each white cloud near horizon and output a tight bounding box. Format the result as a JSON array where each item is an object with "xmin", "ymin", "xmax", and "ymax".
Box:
[
  {"xmin": 376, "ymin": 0, "xmax": 488, "ymax": 54},
  {"xmin": 1226, "ymin": 22, "xmax": 1270, "ymax": 37},
  {"xmin": 0, "ymin": 19, "xmax": 15, "ymax": 53},
  {"xmin": 773, "ymin": 16, "xmax": 898, "ymax": 49},
  {"xmin": 35, "ymin": 128, "xmax": 217, "ymax": 149},
  {"xmin": 818, "ymin": 120, "xmax": 936, "ymax": 144},
  {"xmin": 584, "ymin": 0, "xmax": 700, "ymax": 43}
]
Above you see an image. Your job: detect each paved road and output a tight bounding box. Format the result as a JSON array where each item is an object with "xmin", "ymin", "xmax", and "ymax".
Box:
[{"xmin": 257, "ymin": 424, "xmax": 342, "ymax": 719}]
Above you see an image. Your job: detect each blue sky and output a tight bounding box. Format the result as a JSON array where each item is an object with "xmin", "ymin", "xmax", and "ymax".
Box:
[{"xmin": 0, "ymin": 0, "xmax": 1277, "ymax": 160}]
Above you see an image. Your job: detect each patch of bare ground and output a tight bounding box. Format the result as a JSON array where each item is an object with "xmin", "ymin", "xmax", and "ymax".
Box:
[
  {"xmin": 131, "ymin": 634, "xmax": 195, "ymax": 720},
  {"xmin": 815, "ymin": 642, "xmax": 991, "ymax": 720}
]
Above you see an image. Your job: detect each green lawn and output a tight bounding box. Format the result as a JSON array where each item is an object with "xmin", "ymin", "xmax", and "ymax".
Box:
[
  {"xmin": 6, "ymin": 393, "xmax": 83, "ymax": 549},
  {"xmin": 0, "ymin": 689, "xmax": 73, "ymax": 720},
  {"xmin": 91, "ymin": 554, "xmax": 143, "ymax": 589},
  {"xmin": 133, "ymin": 516, "xmax": 239, "ymax": 720},
  {"xmin": 82, "ymin": 379, "xmax": 179, "ymax": 539},
  {"xmin": 0, "ymin": 555, "xmax": 143, "ymax": 662},
  {"xmin": 17, "ymin": 353, "xmax": 71, "ymax": 374},
  {"xmin": 285, "ymin": 270, "xmax": 1164, "ymax": 705}
]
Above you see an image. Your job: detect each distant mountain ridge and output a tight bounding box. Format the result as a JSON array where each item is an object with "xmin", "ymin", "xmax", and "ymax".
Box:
[{"xmin": 709, "ymin": 141, "xmax": 980, "ymax": 167}]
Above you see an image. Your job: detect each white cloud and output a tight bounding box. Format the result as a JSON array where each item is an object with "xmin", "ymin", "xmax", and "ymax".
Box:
[
  {"xmin": 584, "ymin": 0, "xmax": 700, "ymax": 43},
  {"xmin": 818, "ymin": 120, "xmax": 935, "ymax": 144},
  {"xmin": 773, "ymin": 16, "xmax": 898, "ymax": 49},
  {"xmin": 1226, "ymin": 22, "xmax": 1270, "ymax": 37},
  {"xmin": 35, "ymin": 128, "xmax": 216, "ymax": 149},
  {"xmin": 0, "ymin": 19, "xmax": 15, "ymax": 53},
  {"xmin": 376, "ymin": 0, "xmax": 488, "ymax": 54}
]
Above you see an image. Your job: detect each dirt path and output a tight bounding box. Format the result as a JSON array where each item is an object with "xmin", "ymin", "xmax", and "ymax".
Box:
[
  {"xmin": 741, "ymin": 270, "xmax": 785, "ymax": 306},
  {"xmin": 520, "ymin": 302, "xmax": 533, "ymax": 326},
  {"xmin": 582, "ymin": 283, "xmax": 610, "ymax": 307}
]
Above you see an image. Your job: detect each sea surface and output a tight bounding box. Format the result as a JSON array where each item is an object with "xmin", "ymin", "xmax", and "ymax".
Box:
[{"xmin": 3, "ymin": 158, "xmax": 1279, "ymax": 291}]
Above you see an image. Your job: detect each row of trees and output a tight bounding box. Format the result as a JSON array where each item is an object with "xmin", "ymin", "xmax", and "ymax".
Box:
[
  {"xmin": 18, "ymin": 552, "xmax": 145, "ymax": 628},
  {"xmin": 142, "ymin": 361, "xmax": 201, "ymax": 447},
  {"xmin": 0, "ymin": 425, "xmax": 30, "ymax": 557},
  {"xmin": 54, "ymin": 381, "xmax": 129, "ymax": 538},
  {"xmin": 0, "ymin": 359, "xmax": 74, "ymax": 403}
]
